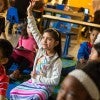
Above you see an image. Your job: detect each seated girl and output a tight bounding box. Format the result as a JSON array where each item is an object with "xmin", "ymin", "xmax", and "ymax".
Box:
[{"xmin": 10, "ymin": 0, "xmax": 62, "ymax": 99}]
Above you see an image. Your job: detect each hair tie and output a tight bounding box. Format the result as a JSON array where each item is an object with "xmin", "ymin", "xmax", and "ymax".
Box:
[
  {"xmin": 49, "ymin": 28, "xmax": 59, "ymax": 37},
  {"xmin": 69, "ymin": 69, "xmax": 100, "ymax": 100}
]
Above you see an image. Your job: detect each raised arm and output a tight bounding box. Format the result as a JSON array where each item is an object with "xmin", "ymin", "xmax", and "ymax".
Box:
[{"xmin": 27, "ymin": 0, "xmax": 42, "ymax": 48}]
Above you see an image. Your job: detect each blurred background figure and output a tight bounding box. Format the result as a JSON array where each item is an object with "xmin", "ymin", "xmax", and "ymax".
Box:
[{"xmin": 0, "ymin": 0, "xmax": 8, "ymax": 39}]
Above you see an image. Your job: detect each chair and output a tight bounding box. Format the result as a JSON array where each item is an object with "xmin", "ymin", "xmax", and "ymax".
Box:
[
  {"xmin": 55, "ymin": 4, "xmax": 65, "ymax": 10},
  {"xmin": 53, "ymin": 14, "xmax": 76, "ymax": 59}
]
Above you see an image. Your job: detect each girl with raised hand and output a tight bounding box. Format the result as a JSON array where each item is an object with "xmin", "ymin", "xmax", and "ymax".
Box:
[{"xmin": 10, "ymin": 0, "xmax": 62, "ymax": 100}]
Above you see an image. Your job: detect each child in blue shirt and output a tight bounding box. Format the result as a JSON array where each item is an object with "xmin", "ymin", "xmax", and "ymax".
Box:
[{"xmin": 77, "ymin": 27, "xmax": 100, "ymax": 69}]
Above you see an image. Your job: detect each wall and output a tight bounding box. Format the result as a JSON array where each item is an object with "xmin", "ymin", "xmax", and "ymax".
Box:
[{"xmin": 68, "ymin": 0, "xmax": 94, "ymax": 15}]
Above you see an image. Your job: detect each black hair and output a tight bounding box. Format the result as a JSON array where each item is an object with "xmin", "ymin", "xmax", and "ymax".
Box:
[
  {"xmin": 90, "ymin": 27, "xmax": 100, "ymax": 32},
  {"xmin": 19, "ymin": 23, "xmax": 29, "ymax": 39},
  {"xmin": 3, "ymin": 0, "xmax": 8, "ymax": 10},
  {"xmin": 44, "ymin": 28, "xmax": 62, "ymax": 57},
  {"xmin": 0, "ymin": 0, "xmax": 8, "ymax": 12},
  {"xmin": 9, "ymin": 0, "xmax": 15, "ymax": 6},
  {"xmin": 85, "ymin": 27, "xmax": 100, "ymax": 39},
  {"xmin": 93, "ymin": 10, "xmax": 100, "ymax": 24},
  {"xmin": 93, "ymin": 42, "xmax": 100, "ymax": 57},
  {"xmin": 0, "ymin": 39, "xmax": 13, "ymax": 58},
  {"xmin": 78, "ymin": 7, "xmax": 85, "ymax": 13},
  {"xmin": 83, "ymin": 61, "xmax": 100, "ymax": 91}
]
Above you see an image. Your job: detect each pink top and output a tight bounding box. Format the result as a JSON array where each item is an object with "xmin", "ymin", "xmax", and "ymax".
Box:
[
  {"xmin": 18, "ymin": 35, "xmax": 37, "ymax": 52},
  {"xmin": 13, "ymin": 35, "xmax": 38, "ymax": 67}
]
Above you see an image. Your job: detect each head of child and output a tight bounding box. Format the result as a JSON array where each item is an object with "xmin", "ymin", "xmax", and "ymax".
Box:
[
  {"xmin": 88, "ymin": 27, "xmax": 100, "ymax": 45},
  {"xmin": 57, "ymin": 61, "xmax": 100, "ymax": 100},
  {"xmin": 33, "ymin": 0, "xmax": 44, "ymax": 10},
  {"xmin": 0, "ymin": 0, "xmax": 8, "ymax": 12},
  {"xmin": 0, "ymin": 39, "xmax": 13, "ymax": 65},
  {"xmin": 9, "ymin": 0, "xmax": 15, "ymax": 7},
  {"xmin": 94, "ymin": 10, "xmax": 100, "ymax": 24},
  {"xmin": 42, "ymin": 28, "xmax": 61, "ymax": 57},
  {"xmin": 89, "ymin": 42, "xmax": 100, "ymax": 61}
]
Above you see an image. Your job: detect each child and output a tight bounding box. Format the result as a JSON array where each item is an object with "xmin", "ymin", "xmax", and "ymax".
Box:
[
  {"xmin": 89, "ymin": 42, "xmax": 100, "ymax": 61},
  {"xmin": 0, "ymin": 39, "xmax": 13, "ymax": 100},
  {"xmin": 10, "ymin": 0, "xmax": 62, "ymax": 100},
  {"xmin": 7, "ymin": 23, "xmax": 38, "ymax": 79},
  {"xmin": 0, "ymin": 0, "xmax": 8, "ymax": 39},
  {"xmin": 57, "ymin": 60, "xmax": 100, "ymax": 100},
  {"xmin": 76, "ymin": 27, "xmax": 100, "ymax": 69},
  {"xmin": 6, "ymin": 0, "xmax": 19, "ymax": 35}
]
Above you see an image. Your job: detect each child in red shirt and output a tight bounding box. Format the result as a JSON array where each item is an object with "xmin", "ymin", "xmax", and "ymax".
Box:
[{"xmin": 0, "ymin": 39, "xmax": 13, "ymax": 100}]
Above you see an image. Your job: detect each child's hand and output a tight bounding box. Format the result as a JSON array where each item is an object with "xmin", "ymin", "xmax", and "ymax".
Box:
[
  {"xmin": 30, "ymin": 70, "xmax": 37, "ymax": 78},
  {"xmin": 27, "ymin": 0, "xmax": 39, "ymax": 13}
]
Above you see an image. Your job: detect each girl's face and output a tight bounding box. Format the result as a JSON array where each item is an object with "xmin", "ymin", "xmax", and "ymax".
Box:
[
  {"xmin": 57, "ymin": 76, "xmax": 92, "ymax": 100},
  {"xmin": 89, "ymin": 47, "xmax": 99, "ymax": 61},
  {"xmin": 90, "ymin": 30, "xmax": 99, "ymax": 44},
  {"xmin": 41, "ymin": 32, "xmax": 59, "ymax": 51}
]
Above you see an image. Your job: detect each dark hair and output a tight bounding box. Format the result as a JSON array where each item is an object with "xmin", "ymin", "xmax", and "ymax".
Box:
[
  {"xmin": 9, "ymin": 0, "xmax": 15, "ymax": 6},
  {"xmin": 19, "ymin": 23, "xmax": 29, "ymax": 39},
  {"xmin": 3, "ymin": 0, "xmax": 8, "ymax": 11},
  {"xmin": 83, "ymin": 61, "xmax": 100, "ymax": 91},
  {"xmin": 90, "ymin": 27, "xmax": 100, "ymax": 32},
  {"xmin": 94, "ymin": 10, "xmax": 100, "ymax": 24},
  {"xmin": 0, "ymin": 39, "xmax": 13, "ymax": 58},
  {"xmin": 44, "ymin": 28, "xmax": 62, "ymax": 57},
  {"xmin": 33, "ymin": 0, "xmax": 44, "ymax": 10},
  {"xmin": 86, "ymin": 27, "xmax": 100, "ymax": 39},
  {"xmin": 93, "ymin": 42, "xmax": 100, "ymax": 57},
  {"xmin": 78, "ymin": 7, "xmax": 85, "ymax": 13}
]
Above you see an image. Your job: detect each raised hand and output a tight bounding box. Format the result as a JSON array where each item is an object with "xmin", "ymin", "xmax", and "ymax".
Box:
[
  {"xmin": 27, "ymin": 0, "xmax": 39, "ymax": 13},
  {"xmin": 30, "ymin": 70, "xmax": 37, "ymax": 78}
]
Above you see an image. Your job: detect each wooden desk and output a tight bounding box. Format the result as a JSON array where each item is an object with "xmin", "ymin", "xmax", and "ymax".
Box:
[
  {"xmin": 44, "ymin": 8, "xmax": 84, "ymax": 20},
  {"xmin": 42, "ymin": 15, "xmax": 100, "ymax": 58},
  {"xmin": 43, "ymin": 15, "xmax": 100, "ymax": 28}
]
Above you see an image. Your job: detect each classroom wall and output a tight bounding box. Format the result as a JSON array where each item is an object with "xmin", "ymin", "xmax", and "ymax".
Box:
[{"xmin": 68, "ymin": 0, "xmax": 94, "ymax": 15}]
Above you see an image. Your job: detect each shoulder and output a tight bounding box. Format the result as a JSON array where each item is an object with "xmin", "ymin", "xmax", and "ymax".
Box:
[
  {"xmin": 81, "ymin": 41, "xmax": 88, "ymax": 45},
  {"xmin": 53, "ymin": 57, "xmax": 62, "ymax": 68},
  {"xmin": 80, "ymin": 42, "xmax": 88, "ymax": 47}
]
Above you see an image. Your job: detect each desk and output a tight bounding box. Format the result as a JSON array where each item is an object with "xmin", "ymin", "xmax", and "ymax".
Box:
[
  {"xmin": 42, "ymin": 15, "xmax": 100, "ymax": 59},
  {"xmin": 43, "ymin": 15, "xmax": 100, "ymax": 28},
  {"xmin": 44, "ymin": 8, "xmax": 84, "ymax": 20}
]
